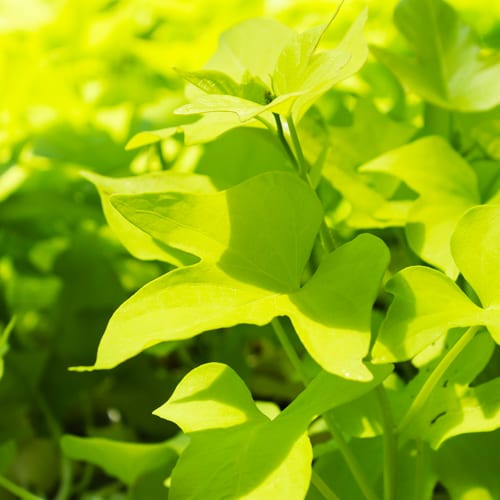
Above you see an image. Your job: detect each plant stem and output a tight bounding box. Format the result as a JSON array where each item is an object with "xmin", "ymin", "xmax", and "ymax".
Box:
[
  {"xmin": 275, "ymin": 113, "xmax": 337, "ymax": 252},
  {"xmin": 375, "ymin": 386, "xmax": 397, "ymax": 500},
  {"xmin": 273, "ymin": 113, "xmax": 300, "ymax": 172},
  {"xmin": 0, "ymin": 475, "xmax": 44, "ymax": 500},
  {"xmin": 415, "ymin": 439, "xmax": 425, "ymax": 500},
  {"xmin": 285, "ymin": 115, "xmax": 309, "ymax": 181},
  {"xmin": 155, "ymin": 142, "xmax": 168, "ymax": 170},
  {"xmin": 322, "ymin": 412, "xmax": 379, "ymax": 500},
  {"xmin": 398, "ymin": 325, "xmax": 480, "ymax": 434},
  {"xmin": 33, "ymin": 391, "xmax": 73, "ymax": 500},
  {"xmin": 271, "ymin": 318, "xmax": 309, "ymax": 385},
  {"xmin": 271, "ymin": 319, "xmax": 379, "ymax": 500},
  {"xmin": 311, "ymin": 470, "xmax": 340, "ymax": 500}
]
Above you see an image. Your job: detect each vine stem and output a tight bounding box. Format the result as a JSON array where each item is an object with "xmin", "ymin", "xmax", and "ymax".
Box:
[
  {"xmin": 0, "ymin": 475, "xmax": 44, "ymax": 500},
  {"xmin": 375, "ymin": 386, "xmax": 397, "ymax": 500},
  {"xmin": 398, "ymin": 325, "xmax": 480, "ymax": 434}
]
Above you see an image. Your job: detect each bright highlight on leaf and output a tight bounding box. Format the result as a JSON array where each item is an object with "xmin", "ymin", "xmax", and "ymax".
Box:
[
  {"xmin": 373, "ymin": 205, "xmax": 500, "ymax": 363},
  {"xmin": 154, "ymin": 362, "xmax": 391, "ymax": 499}
]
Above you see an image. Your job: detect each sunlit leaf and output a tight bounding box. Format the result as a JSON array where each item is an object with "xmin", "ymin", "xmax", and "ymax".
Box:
[
  {"xmin": 78, "ymin": 172, "xmax": 388, "ymax": 380},
  {"xmin": 361, "ymin": 136, "xmax": 480, "ymax": 277},
  {"xmin": 371, "ymin": 0, "xmax": 500, "ymax": 111}
]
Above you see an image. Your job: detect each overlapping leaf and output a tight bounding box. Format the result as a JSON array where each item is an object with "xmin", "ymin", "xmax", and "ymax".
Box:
[
  {"xmin": 173, "ymin": 10, "xmax": 368, "ymax": 123},
  {"xmin": 360, "ymin": 136, "xmax": 480, "ymax": 277},
  {"xmin": 83, "ymin": 171, "xmax": 215, "ymax": 266},
  {"xmin": 80, "ymin": 171, "xmax": 389, "ymax": 380},
  {"xmin": 372, "ymin": 0, "xmax": 500, "ymax": 111},
  {"xmin": 154, "ymin": 362, "xmax": 391, "ymax": 499},
  {"xmin": 373, "ymin": 205, "xmax": 500, "ymax": 363}
]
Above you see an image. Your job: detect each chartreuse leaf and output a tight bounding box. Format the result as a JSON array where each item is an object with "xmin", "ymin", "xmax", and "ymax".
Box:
[
  {"xmin": 174, "ymin": 10, "xmax": 368, "ymax": 123},
  {"xmin": 398, "ymin": 327, "xmax": 499, "ymax": 448},
  {"xmin": 60, "ymin": 435, "xmax": 178, "ymax": 486},
  {"xmin": 371, "ymin": 266, "xmax": 484, "ymax": 363},
  {"xmin": 371, "ymin": 0, "xmax": 500, "ymax": 111},
  {"xmin": 361, "ymin": 136, "xmax": 480, "ymax": 277},
  {"xmin": 155, "ymin": 362, "xmax": 311, "ymax": 500},
  {"xmin": 155, "ymin": 362, "xmax": 390, "ymax": 499},
  {"xmin": 451, "ymin": 205, "xmax": 500, "ymax": 341},
  {"xmin": 79, "ymin": 172, "xmax": 388, "ymax": 380},
  {"xmin": 82, "ymin": 170, "xmax": 215, "ymax": 266},
  {"xmin": 373, "ymin": 204, "xmax": 500, "ymax": 363}
]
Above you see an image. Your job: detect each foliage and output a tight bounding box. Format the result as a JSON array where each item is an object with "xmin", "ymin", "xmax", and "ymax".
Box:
[{"xmin": 1, "ymin": 0, "xmax": 500, "ymax": 499}]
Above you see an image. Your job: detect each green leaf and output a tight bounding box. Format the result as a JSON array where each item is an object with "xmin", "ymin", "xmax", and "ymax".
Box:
[
  {"xmin": 204, "ymin": 18, "xmax": 296, "ymax": 87},
  {"xmin": 175, "ymin": 68, "xmax": 242, "ymax": 97},
  {"xmin": 82, "ymin": 170, "xmax": 215, "ymax": 266},
  {"xmin": 361, "ymin": 136, "xmax": 480, "ymax": 277},
  {"xmin": 154, "ymin": 362, "xmax": 312, "ymax": 500},
  {"xmin": 286, "ymin": 234, "xmax": 390, "ymax": 380},
  {"xmin": 451, "ymin": 205, "xmax": 500, "ymax": 309},
  {"xmin": 60, "ymin": 435, "xmax": 178, "ymax": 486},
  {"xmin": 372, "ymin": 267, "xmax": 484, "ymax": 363},
  {"xmin": 176, "ymin": 68, "xmax": 269, "ymax": 105},
  {"xmin": 155, "ymin": 362, "xmax": 390, "ymax": 499},
  {"xmin": 175, "ymin": 10, "xmax": 368, "ymax": 123},
  {"xmin": 398, "ymin": 327, "xmax": 498, "ymax": 447},
  {"xmin": 80, "ymin": 172, "xmax": 388, "ymax": 380},
  {"xmin": 371, "ymin": 0, "xmax": 500, "ymax": 111},
  {"xmin": 125, "ymin": 127, "xmax": 178, "ymax": 150},
  {"xmin": 436, "ymin": 431, "xmax": 500, "ymax": 497}
]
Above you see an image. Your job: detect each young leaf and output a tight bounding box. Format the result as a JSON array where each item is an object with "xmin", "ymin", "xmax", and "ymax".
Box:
[
  {"xmin": 371, "ymin": 0, "xmax": 500, "ymax": 111},
  {"xmin": 78, "ymin": 172, "xmax": 388, "ymax": 380},
  {"xmin": 360, "ymin": 136, "xmax": 480, "ymax": 277},
  {"xmin": 174, "ymin": 10, "xmax": 368, "ymax": 123}
]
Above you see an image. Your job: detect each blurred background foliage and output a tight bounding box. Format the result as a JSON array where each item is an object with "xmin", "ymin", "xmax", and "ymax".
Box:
[{"xmin": 0, "ymin": 0, "xmax": 499, "ymax": 498}]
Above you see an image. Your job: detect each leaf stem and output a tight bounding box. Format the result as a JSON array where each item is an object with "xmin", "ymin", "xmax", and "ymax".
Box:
[
  {"xmin": 285, "ymin": 115, "xmax": 309, "ymax": 181},
  {"xmin": 375, "ymin": 386, "xmax": 397, "ymax": 500},
  {"xmin": 271, "ymin": 318, "xmax": 309, "ymax": 385},
  {"xmin": 397, "ymin": 325, "xmax": 480, "ymax": 434},
  {"xmin": 275, "ymin": 113, "xmax": 337, "ymax": 252},
  {"xmin": 0, "ymin": 475, "xmax": 44, "ymax": 500},
  {"xmin": 155, "ymin": 142, "xmax": 168, "ymax": 170},
  {"xmin": 273, "ymin": 113, "xmax": 300, "ymax": 172},
  {"xmin": 311, "ymin": 469, "xmax": 340, "ymax": 500},
  {"xmin": 271, "ymin": 318, "xmax": 379, "ymax": 500}
]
